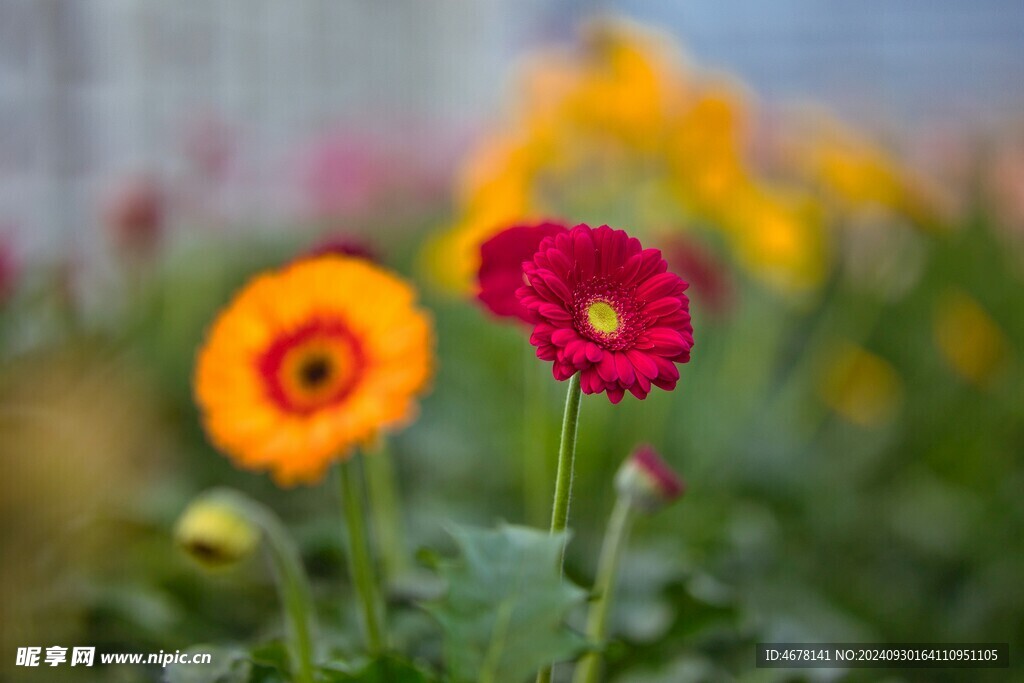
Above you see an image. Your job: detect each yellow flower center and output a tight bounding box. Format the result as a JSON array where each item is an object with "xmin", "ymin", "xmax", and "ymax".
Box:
[{"xmin": 587, "ymin": 300, "xmax": 620, "ymax": 334}]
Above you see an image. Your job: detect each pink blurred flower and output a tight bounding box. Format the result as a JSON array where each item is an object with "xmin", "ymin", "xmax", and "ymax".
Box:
[
  {"xmin": 0, "ymin": 234, "xmax": 19, "ymax": 305},
  {"xmin": 297, "ymin": 131, "xmax": 390, "ymax": 217},
  {"xmin": 102, "ymin": 174, "xmax": 166, "ymax": 258}
]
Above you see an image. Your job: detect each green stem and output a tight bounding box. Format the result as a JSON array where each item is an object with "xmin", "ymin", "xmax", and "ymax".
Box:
[
  {"xmin": 215, "ymin": 491, "xmax": 316, "ymax": 683},
  {"xmin": 550, "ymin": 372, "xmax": 583, "ymax": 553},
  {"xmin": 536, "ymin": 372, "xmax": 583, "ymax": 683},
  {"xmin": 339, "ymin": 457, "xmax": 385, "ymax": 655},
  {"xmin": 363, "ymin": 439, "xmax": 409, "ymax": 583},
  {"xmin": 572, "ymin": 499, "xmax": 634, "ymax": 683}
]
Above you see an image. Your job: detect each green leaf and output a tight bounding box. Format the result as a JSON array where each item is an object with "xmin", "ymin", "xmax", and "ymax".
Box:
[
  {"xmin": 247, "ymin": 641, "xmax": 291, "ymax": 683},
  {"xmin": 317, "ymin": 654, "xmax": 437, "ymax": 682},
  {"xmin": 424, "ymin": 524, "xmax": 587, "ymax": 683},
  {"xmin": 163, "ymin": 645, "xmax": 251, "ymax": 683}
]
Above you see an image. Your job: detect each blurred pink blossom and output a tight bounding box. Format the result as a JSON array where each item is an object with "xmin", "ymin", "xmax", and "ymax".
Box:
[
  {"xmin": 0, "ymin": 232, "xmax": 19, "ymax": 305},
  {"xmin": 102, "ymin": 174, "xmax": 166, "ymax": 258},
  {"xmin": 296, "ymin": 130, "xmax": 391, "ymax": 218}
]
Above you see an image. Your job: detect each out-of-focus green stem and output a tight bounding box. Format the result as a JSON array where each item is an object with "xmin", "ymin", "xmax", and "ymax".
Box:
[
  {"xmin": 363, "ymin": 439, "xmax": 409, "ymax": 583},
  {"xmin": 572, "ymin": 498, "xmax": 634, "ymax": 683},
  {"xmin": 213, "ymin": 491, "xmax": 316, "ymax": 683},
  {"xmin": 339, "ymin": 457, "xmax": 385, "ymax": 655},
  {"xmin": 536, "ymin": 372, "xmax": 583, "ymax": 683}
]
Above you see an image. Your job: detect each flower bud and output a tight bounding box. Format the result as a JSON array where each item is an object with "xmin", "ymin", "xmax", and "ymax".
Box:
[
  {"xmin": 300, "ymin": 234, "xmax": 378, "ymax": 263},
  {"xmin": 174, "ymin": 496, "xmax": 259, "ymax": 569},
  {"xmin": 614, "ymin": 444, "xmax": 685, "ymax": 513}
]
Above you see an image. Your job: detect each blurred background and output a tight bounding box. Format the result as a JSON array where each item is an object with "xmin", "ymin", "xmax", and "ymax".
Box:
[{"xmin": 1, "ymin": 1, "xmax": 1022, "ymax": 681}]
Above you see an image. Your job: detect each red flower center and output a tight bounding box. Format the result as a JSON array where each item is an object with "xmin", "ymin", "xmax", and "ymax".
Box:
[{"xmin": 258, "ymin": 317, "xmax": 365, "ymax": 415}]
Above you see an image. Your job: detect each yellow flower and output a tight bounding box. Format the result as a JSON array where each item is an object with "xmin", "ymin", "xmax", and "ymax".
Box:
[
  {"xmin": 790, "ymin": 111, "xmax": 942, "ymax": 231},
  {"xmin": 934, "ymin": 290, "xmax": 1009, "ymax": 388},
  {"xmin": 819, "ymin": 341, "xmax": 903, "ymax": 427},
  {"xmin": 726, "ymin": 186, "xmax": 828, "ymax": 293},
  {"xmin": 194, "ymin": 256, "xmax": 434, "ymax": 485},
  {"xmin": 427, "ymin": 17, "xmax": 831, "ymax": 298},
  {"xmin": 668, "ymin": 86, "xmax": 752, "ymax": 223}
]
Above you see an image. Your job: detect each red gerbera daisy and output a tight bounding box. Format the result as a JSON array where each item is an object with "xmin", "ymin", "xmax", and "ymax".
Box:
[
  {"xmin": 516, "ymin": 224, "xmax": 694, "ymax": 403},
  {"xmin": 477, "ymin": 221, "xmax": 568, "ymax": 323}
]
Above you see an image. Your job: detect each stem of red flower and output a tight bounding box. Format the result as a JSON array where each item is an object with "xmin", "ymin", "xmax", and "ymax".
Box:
[
  {"xmin": 536, "ymin": 372, "xmax": 583, "ymax": 683},
  {"xmin": 572, "ymin": 498, "xmax": 634, "ymax": 683},
  {"xmin": 338, "ymin": 457, "xmax": 385, "ymax": 655},
  {"xmin": 550, "ymin": 371, "xmax": 582, "ymax": 557}
]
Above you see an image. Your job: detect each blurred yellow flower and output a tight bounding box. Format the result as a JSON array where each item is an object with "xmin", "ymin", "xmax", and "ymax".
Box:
[
  {"xmin": 726, "ymin": 186, "xmax": 828, "ymax": 293},
  {"xmin": 787, "ymin": 111, "xmax": 942, "ymax": 231},
  {"xmin": 934, "ymin": 290, "xmax": 1009, "ymax": 388},
  {"xmin": 194, "ymin": 256, "xmax": 434, "ymax": 485},
  {"xmin": 175, "ymin": 496, "xmax": 259, "ymax": 569},
  {"xmin": 819, "ymin": 341, "xmax": 903, "ymax": 426},
  {"xmin": 428, "ymin": 17, "xmax": 829, "ymax": 297}
]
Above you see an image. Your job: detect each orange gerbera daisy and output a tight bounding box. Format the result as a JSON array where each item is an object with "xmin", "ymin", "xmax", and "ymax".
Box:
[{"xmin": 194, "ymin": 256, "xmax": 433, "ymax": 485}]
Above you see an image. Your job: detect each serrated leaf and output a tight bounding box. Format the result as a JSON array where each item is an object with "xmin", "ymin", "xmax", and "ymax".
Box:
[{"xmin": 424, "ymin": 524, "xmax": 587, "ymax": 683}]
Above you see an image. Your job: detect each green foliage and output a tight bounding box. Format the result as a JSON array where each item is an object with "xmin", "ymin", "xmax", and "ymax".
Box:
[
  {"xmin": 316, "ymin": 655, "xmax": 437, "ymax": 682},
  {"xmin": 424, "ymin": 524, "xmax": 588, "ymax": 683},
  {"xmin": 164, "ymin": 646, "xmax": 252, "ymax": 683}
]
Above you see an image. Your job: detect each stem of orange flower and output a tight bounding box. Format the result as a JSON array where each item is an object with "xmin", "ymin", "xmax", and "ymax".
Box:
[
  {"xmin": 572, "ymin": 498, "xmax": 634, "ymax": 683},
  {"xmin": 536, "ymin": 372, "xmax": 582, "ymax": 683},
  {"xmin": 338, "ymin": 457, "xmax": 385, "ymax": 655},
  {"xmin": 364, "ymin": 438, "xmax": 410, "ymax": 584}
]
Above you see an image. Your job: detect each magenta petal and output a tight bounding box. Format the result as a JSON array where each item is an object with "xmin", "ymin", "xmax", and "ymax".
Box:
[
  {"xmin": 614, "ymin": 352, "xmax": 635, "ymax": 386},
  {"xmin": 647, "ymin": 328, "xmax": 689, "ymax": 355},
  {"xmin": 628, "ymin": 383, "xmax": 648, "ymax": 400},
  {"xmin": 635, "ymin": 371, "xmax": 652, "ymax": 393},
  {"xmin": 606, "ymin": 386, "xmax": 625, "ymax": 404},
  {"xmin": 546, "ymin": 248, "xmax": 573, "ymax": 276},
  {"xmin": 538, "ymin": 303, "xmax": 572, "ymax": 322},
  {"xmin": 651, "ymin": 355, "xmax": 681, "ymax": 382},
  {"xmin": 619, "ymin": 252, "xmax": 644, "ymax": 283},
  {"xmin": 550, "ymin": 328, "xmax": 578, "ymax": 346},
  {"xmin": 636, "ymin": 272, "xmax": 682, "ymax": 301},
  {"xmin": 572, "ymin": 229, "xmax": 596, "ymax": 276},
  {"xmin": 597, "ymin": 353, "xmax": 618, "ymax": 382},
  {"xmin": 585, "ymin": 342, "xmax": 603, "ymax": 363},
  {"xmin": 635, "ymin": 249, "xmax": 665, "ymax": 282},
  {"xmin": 538, "ymin": 271, "xmax": 572, "ymax": 303},
  {"xmin": 626, "ymin": 349, "xmax": 659, "ymax": 379},
  {"xmin": 581, "ymin": 368, "xmax": 602, "ymax": 394},
  {"xmin": 644, "ymin": 296, "xmax": 683, "ymax": 318}
]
